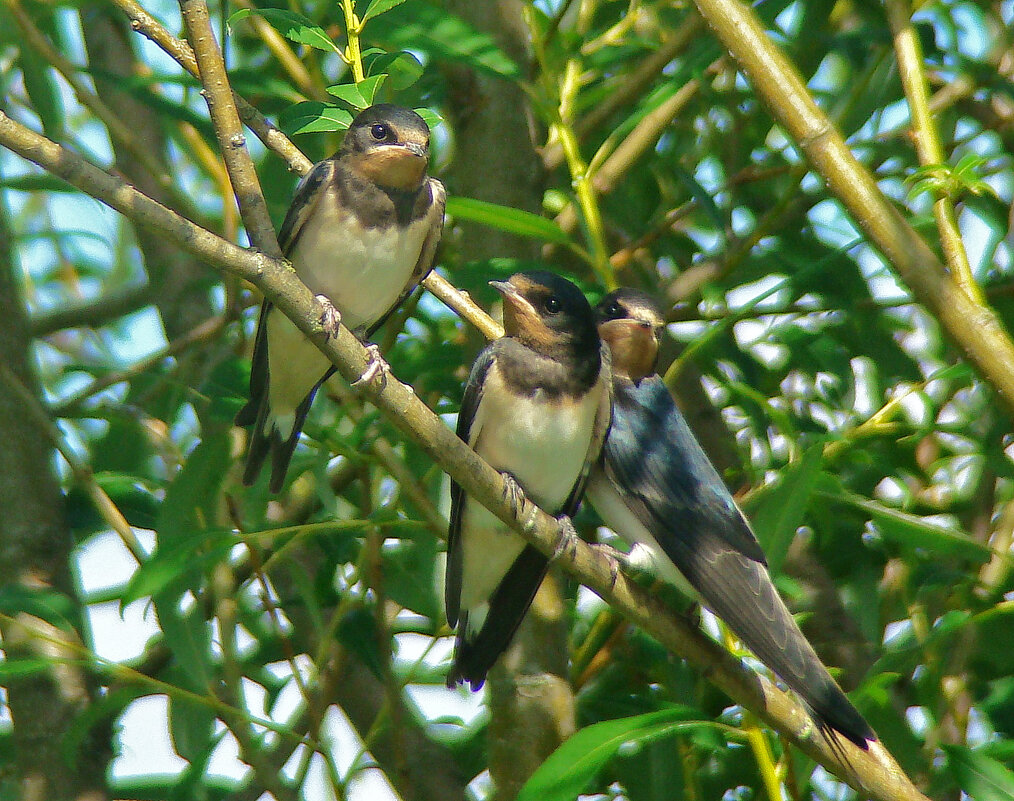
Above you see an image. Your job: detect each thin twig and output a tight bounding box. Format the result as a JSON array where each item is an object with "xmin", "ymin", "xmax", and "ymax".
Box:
[
  {"xmin": 213, "ymin": 561, "xmax": 300, "ymax": 801},
  {"xmin": 542, "ymin": 13, "xmax": 705, "ymax": 170},
  {"xmin": 29, "ymin": 282, "xmax": 151, "ymax": 336},
  {"xmin": 180, "ymin": 0, "xmax": 282, "ymax": 258},
  {"xmin": 106, "ymin": 0, "xmax": 312, "ymax": 174},
  {"xmin": 555, "ymin": 78, "xmax": 704, "ymax": 235},
  {"xmin": 885, "ymin": 0, "xmax": 982, "ymax": 303},
  {"xmin": 0, "ymin": 364, "xmax": 147, "ymax": 563},
  {"xmin": 51, "ymin": 315, "xmax": 224, "ymax": 416}
]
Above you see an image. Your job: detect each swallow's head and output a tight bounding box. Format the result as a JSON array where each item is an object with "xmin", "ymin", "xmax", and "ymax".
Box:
[
  {"xmin": 595, "ymin": 288, "xmax": 665, "ymax": 382},
  {"xmin": 343, "ymin": 104, "xmax": 431, "ymax": 190},
  {"xmin": 490, "ymin": 271, "xmax": 598, "ymax": 359}
]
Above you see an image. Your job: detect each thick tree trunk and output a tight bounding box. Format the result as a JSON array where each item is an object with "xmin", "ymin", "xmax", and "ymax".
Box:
[
  {"xmin": 444, "ymin": 3, "xmax": 575, "ymax": 798},
  {"xmin": 0, "ymin": 179, "xmax": 111, "ymax": 801}
]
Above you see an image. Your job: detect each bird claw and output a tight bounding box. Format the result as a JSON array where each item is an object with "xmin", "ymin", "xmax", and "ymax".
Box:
[
  {"xmin": 551, "ymin": 515, "xmax": 581, "ymax": 563},
  {"xmin": 316, "ymin": 295, "xmax": 342, "ymax": 339},
  {"xmin": 500, "ymin": 472, "xmax": 527, "ymax": 518},
  {"xmin": 589, "ymin": 543, "xmax": 626, "ymax": 589},
  {"xmin": 352, "ymin": 343, "xmax": 389, "ymax": 388}
]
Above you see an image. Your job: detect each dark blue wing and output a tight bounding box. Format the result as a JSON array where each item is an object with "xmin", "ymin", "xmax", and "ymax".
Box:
[
  {"xmin": 445, "ymin": 343, "xmax": 498, "ymax": 626},
  {"xmin": 603, "ymin": 375, "xmax": 873, "ymax": 748},
  {"xmin": 278, "ymin": 158, "xmax": 335, "ymax": 255},
  {"xmin": 604, "ymin": 375, "xmax": 765, "ymax": 563}
]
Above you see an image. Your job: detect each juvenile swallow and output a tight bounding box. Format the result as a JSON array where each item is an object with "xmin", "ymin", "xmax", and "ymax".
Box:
[
  {"xmin": 586, "ymin": 288, "xmax": 875, "ymax": 749},
  {"xmin": 445, "ymin": 271, "xmax": 612, "ymax": 688},
  {"xmin": 236, "ymin": 104, "xmax": 445, "ymax": 492}
]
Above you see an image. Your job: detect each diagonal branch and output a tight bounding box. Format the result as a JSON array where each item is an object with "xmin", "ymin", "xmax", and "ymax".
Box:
[
  {"xmin": 179, "ymin": 0, "xmax": 281, "ymax": 258},
  {"xmin": 105, "ymin": 0, "xmax": 312, "ymax": 174},
  {"xmin": 885, "ymin": 0, "xmax": 981, "ymax": 303},
  {"xmin": 689, "ymin": 0, "xmax": 1014, "ymax": 419},
  {"xmin": 0, "ymin": 110, "xmax": 929, "ymax": 801},
  {"xmin": 29, "ymin": 282, "xmax": 151, "ymax": 336}
]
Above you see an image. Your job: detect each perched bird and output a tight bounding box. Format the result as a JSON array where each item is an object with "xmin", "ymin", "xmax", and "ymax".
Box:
[
  {"xmin": 236, "ymin": 104, "xmax": 445, "ymax": 492},
  {"xmin": 445, "ymin": 271, "xmax": 612, "ymax": 688},
  {"xmin": 586, "ymin": 288, "xmax": 875, "ymax": 749}
]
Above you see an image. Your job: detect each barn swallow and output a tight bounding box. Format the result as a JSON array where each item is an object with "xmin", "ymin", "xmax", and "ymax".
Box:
[
  {"xmin": 586, "ymin": 288, "xmax": 875, "ymax": 749},
  {"xmin": 236, "ymin": 104, "xmax": 445, "ymax": 492},
  {"xmin": 445, "ymin": 271, "xmax": 612, "ymax": 688}
]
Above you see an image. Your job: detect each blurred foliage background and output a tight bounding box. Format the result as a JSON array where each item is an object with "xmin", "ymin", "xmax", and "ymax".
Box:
[{"xmin": 1, "ymin": 0, "xmax": 1013, "ymax": 799}]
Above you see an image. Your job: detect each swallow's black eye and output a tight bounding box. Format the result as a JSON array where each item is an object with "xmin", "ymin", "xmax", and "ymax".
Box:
[
  {"xmin": 544, "ymin": 296, "xmax": 562, "ymax": 314},
  {"xmin": 605, "ymin": 301, "xmax": 623, "ymax": 319},
  {"xmin": 370, "ymin": 124, "xmax": 389, "ymax": 140}
]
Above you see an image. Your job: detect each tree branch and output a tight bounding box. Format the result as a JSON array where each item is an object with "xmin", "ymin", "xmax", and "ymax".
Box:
[
  {"xmin": 885, "ymin": 0, "xmax": 981, "ymax": 303},
  {"xmin": 180, "ymin": 0, "xmax": 282, "ymax": 259},
  {"xmin": 29, "ymin": 282, "xmax": 151, "ymax": 336},
  {"xmin": 0, "ymin": 110, "xmax": 929, "ymax": 801},
  {"xmin": 0, "ymin": 160, "xmax": 112, "ymax": 801},
  {"xmin": 105, "ymin": 0, "xmax": 312, "ymax": 175},
  {"xmin": 690, "ymin": 0, "xmax": 1014, "ymax": 419}
]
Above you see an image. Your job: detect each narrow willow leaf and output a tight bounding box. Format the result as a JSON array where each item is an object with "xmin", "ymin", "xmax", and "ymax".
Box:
[
  {"xmin": 280, "ymin": 102, "xmax": 354, "ymax": 135},
  {"xmin": 517, "ymin": 708, "xmax": 706, "ymax": 801},
  {"xmin": 944, "ymin": 745, "xmax": 1014, "ymax": 801},
  {"xmin": 745, "ymin": 444, "xmax": 823, "ymax": 574},
  {"xmin": 361, "ymin": 0, "xmax": 408, "ymax": 23},
  {"xmin": 446, "ymin": 197, "xmax": 574, "ymax": 245},
  {"xmin": 228, "ymin": 8, "xmax": 338, "ymax": 54}
]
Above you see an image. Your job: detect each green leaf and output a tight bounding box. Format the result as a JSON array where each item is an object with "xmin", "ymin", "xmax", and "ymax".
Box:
[
  {"xmin": 414, "ymin": 107, "xmax": 443, "ymax": 132},
  {"xmin": 944, "ymin": 744, "xmax": 1014, "ymax": 801},
  {"xmin": 367, "ymin": 51, "xmax": 424, "ymax": 90},
  {"xmin": 19, "ymin": 48, "xmax": 65, "ymax": 141},
  {"xmin": 361, "ymin": 0, "xmax": 408, "ymax": 23},
  {"xmin": 0, "ymin": 174, "xmax": 75, "ymax": 192},
  {"xmin": 121, "ymin": 528, "xmax": 236, "ymax": 607},
  {"xmin": 279, "ymin": 102, "xmax": 354, "ymax": 135},
  {"xmin": 0, "ymin": 585, "xmax": 76, "ymax": 629},
  {"xmin": 825, "ymin": 488, "xmax": 991, "ymax": 563},
  {"xmin": 517, "ymin": 707, "xmax": 705, "ymax": 801},
  {"xmin": 383, "ymin": 534, "xmax": 438, "ymax": 619},
  {"xmin": 369, "ymin": 0, "xmax": 520, "ymax": 80},
  {"xmin": 156, "ymin": 432, "xmax": 231, "ymax": 543},
  {"xmin": 327, "ymin": 75, "xmax": 388, "ymax": 110},
  {"xmin": 166, "ymin": 662, "xmax": 216, "ymax": 762},
  {"xmin": 670, "ymin": 162, "xmax": 725, "ymax": 237},
  {"xmin": 227, "ymin": 8, "xmax": 338, "ymax": 53},
  {"xmin": 446, "ymin": 197, "xmax": 575, "ymax": 246},
  {"xmin": 0, "ymin": 658, "xmax": 67, "ymax": 680},
  {"xmin": 67, "ymin": 472, "xmax": 158, "ymax": 539},
  {"xmin": 338, "ymin": 606, "xmax": 385, "ymax": 677},
  {"xmin": 744, "ymin": 444, "xmax": 823, "ymax": 575}
]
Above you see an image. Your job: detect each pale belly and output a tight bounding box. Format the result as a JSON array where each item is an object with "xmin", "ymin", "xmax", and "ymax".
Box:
[
  {"xmin": 458, "ymin": 380, "xmax": 603, "ymax": 612},
  {"xmin": 293, "ymin": 213, "xmax": 431, "ymax": 332},
  {"xmin": 585, "ymin": 469, "xmax": 696, "ymax": 598},
  {"xmin": 265, "ymin": 214, "xmax": 431, "ymax": 431}
]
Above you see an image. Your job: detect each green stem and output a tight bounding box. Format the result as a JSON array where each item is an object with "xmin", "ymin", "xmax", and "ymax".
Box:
[
  {"xmin": 722, "ymin": 626, "xmax": 785, "ymax": 801},
  {"xmin": 340, "ymin": 0, "xmax": 365, "ymax": 82},
  {"xmin": 556, "ymin": 60, "xmax": 615, "ymax": 288},
  {"xmin": 885, "ymin": 0, "xmax": 982, "ymax": 304}
]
